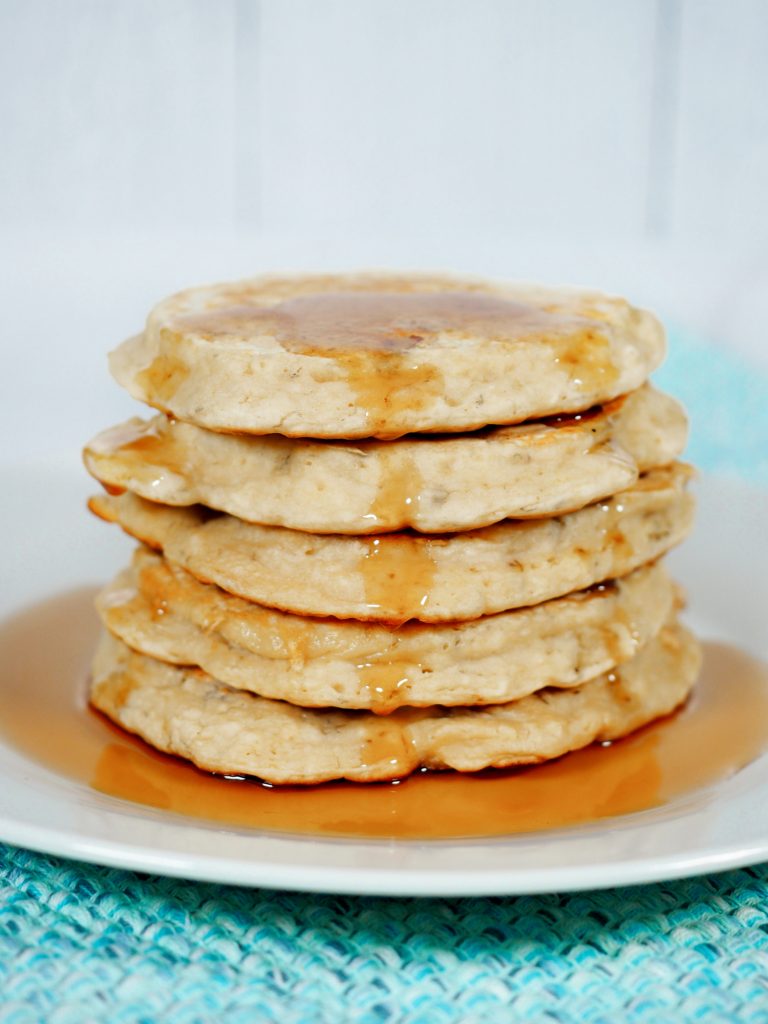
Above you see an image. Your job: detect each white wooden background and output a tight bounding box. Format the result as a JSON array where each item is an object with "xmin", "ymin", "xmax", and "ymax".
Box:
[
  {"xmin": 1, "ymin": 0, "xmax": 767, "ymax": 460},
  {"xmin": 4, "ymin": 0, "xmax": 768, "ymax": 241}
]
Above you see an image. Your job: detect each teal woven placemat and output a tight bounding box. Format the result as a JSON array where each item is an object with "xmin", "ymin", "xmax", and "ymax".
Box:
[
  {"xmin": 1, "ymin": 331, "xmax": 767, "ymax": 1023},
  {"xmin": 1, "ymin": 843, "xmax": 768, "ymax": 1023}
]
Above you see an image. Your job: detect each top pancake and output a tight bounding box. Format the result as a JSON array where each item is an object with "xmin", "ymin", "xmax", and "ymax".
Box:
[{"xmin": 109, "ymin": 273, "xmax": 666, "ymax": 439}]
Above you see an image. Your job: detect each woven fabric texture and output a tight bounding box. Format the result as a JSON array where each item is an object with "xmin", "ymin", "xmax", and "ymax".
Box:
[
  {"xmin": 2, "ymin": 843, "xmax": 768, "ymax": 1024},
  {"xmin": 1, "ymin": 332, "xmax": 767, "ymax": 1023}
]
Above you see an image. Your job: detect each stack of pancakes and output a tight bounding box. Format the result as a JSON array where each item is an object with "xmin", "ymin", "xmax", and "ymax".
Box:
[{"xmin": 84, "ymin": 274, "xmax": 700, "ymax": 785}]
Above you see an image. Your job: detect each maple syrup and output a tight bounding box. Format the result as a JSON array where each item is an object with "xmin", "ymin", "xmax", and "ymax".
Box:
[
  {"xmin": 135, "ymin": 354, "xmax": 189, "ymax": 404},
  {"xmin": 180, "ymin": 290, "xmax": 559, "ymax": 351},
  {"xmin": 91, "ymin": 416, "xmax": 183, "ymax": 469},
  {"xmin": 1, "ymin": 588, "xmax": 767, "ymax": 841},
  {"xmin": 366, "ymin": 446, "xmax": 424, "ymax": 531},
  {"xmin": 360, "ymin": 534, "xmax": 437, "ymax": 623}
]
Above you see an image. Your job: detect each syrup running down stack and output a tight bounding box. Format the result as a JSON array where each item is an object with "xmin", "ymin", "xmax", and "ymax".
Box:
[{"xmin": 83, "ymin": 273, "xmax": 700, "ymax": 784}]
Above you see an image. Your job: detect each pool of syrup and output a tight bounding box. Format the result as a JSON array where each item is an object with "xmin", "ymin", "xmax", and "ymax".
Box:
[{"xmin": 1, "ymin": 588, "xmax": 768, "ymax": 840}]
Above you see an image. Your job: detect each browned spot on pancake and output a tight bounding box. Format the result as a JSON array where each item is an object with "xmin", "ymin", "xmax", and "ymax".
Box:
[{"xmin": 608, "ymin": 528, "xmax": 635, "ymax": 562}]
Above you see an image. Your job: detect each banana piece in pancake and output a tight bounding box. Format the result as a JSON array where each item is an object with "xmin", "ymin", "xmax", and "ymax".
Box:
[
  {"xmin": 89, "ymin": 464, "xmax": 694, "ymax": 624},
  {"xmin": 109, "ymin": 273, "xmax": 665, "ymax": 439},
  {"xmin": 83, "ymin": 384, "xmax": 687, "ymax": 534},
  {"xmin": 98, "ymin": 547, "xmax": 677, "ymax": 712},
  {"xmin": 90, "ymin": 622, "xmax": 701, "ymax": 784}
]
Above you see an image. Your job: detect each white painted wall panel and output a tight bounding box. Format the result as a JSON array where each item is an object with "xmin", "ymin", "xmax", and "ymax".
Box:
[
  {"xmin": 672, "ymin": 0, "xmax": 768, "ymax": 246},
  {"xmin": 256, "ymin": 0, "xmax": 657, "ymax": 238},
  {"xmin": 0, "ymin": 0, "xmax": 238, "ymax": 228}
]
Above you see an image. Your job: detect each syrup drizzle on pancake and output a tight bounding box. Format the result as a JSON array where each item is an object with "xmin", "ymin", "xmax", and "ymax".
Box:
[
  {"xmin": 359, "ymin": 534, "xmax": 437, "ymax": 624},
  {"xmin": 135, "ymin": 354, "xmax": 189, "ymax": 405},
  {"xmin": 366, "ymin": 446, "xmax": 424, "ymax": 530}
]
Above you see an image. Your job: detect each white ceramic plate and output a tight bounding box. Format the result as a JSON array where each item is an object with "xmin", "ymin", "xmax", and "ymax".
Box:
[{"xmin": 0, "ymin": 464, "xmax": 766, "ymax": 897}]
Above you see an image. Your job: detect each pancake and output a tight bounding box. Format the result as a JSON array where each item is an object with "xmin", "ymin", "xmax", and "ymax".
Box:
[
  {"xmin": 83, "ymin": 384, "xmax": 687, "ymax": 534},
  {"xmin": 89, "ymin": 463, "xmax": 695, "ymax": 624},
  {"xmin": 109, "ymin": 273, "xmax": 665, "ymax": 439},
  {"xmin": 90, "ymin": 621, "xmax": 701, "ymax": 784},
  {"xmin": 97, "ymin": 547, "xmax": 678, "ymax": 712}
]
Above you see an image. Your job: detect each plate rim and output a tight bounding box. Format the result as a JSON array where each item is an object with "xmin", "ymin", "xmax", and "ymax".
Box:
[{"xmin": 2, "ymin": 804, "xmax": 768, "ymax": 896}]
